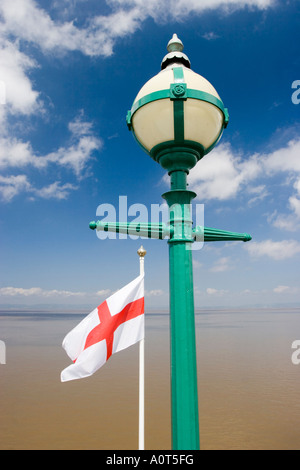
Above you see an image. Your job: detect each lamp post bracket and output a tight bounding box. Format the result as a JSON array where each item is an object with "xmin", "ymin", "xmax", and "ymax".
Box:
[{"xmin": 90, "ymin": 221, "xmax": 252, "ymax": 243}]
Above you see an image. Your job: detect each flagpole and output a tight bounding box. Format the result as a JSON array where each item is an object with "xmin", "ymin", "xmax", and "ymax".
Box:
[{"xmin": 137, "ymin": 245, "xmax": 146, "ymax": 450}]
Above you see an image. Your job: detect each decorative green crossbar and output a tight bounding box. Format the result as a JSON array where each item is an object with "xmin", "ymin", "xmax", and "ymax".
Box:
[{"xmin": 89, "ymin": 220, "xmax": 252, "ymax": 243}]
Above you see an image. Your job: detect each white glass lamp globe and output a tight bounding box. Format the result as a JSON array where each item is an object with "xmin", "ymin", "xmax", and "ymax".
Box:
[{"xmin": 127, "ymin": 34, "xmax": 229, "ymax": 171}]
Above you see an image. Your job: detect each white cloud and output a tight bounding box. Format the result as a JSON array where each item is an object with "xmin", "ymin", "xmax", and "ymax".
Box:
[
  {"xmin": 0, "ymin": 0, "xmax": 144, "ymax": 57},
  {"xmin": 0, "ymin": 0, "xmax": 277, "ymax": 121},
  {"xmin": 202, "ymin": 32, "xmax": 220, "ymax": 41},
  {"xmin": 0, "ymin": 0, "xmax": 276, "ymax": 59},
  {"xmin": 0, "ymin": 38, "xmax": 40, "ymax": 116},
  {"xmin": 0, "ymin": 175, "xmax": 78, "ymax": 202},
  {"xmin": 0, "ymin": 7, "xmax": 103, "ymax": 201},
  {"xmin": 288, "ymin": 179, "xmax": 300, "ymax": 219},
  {"xmin": 247, "ymin": 185, "xmax": 269, "ymax": 206},
  {"xmin": 68, "ymin": 115, "xmax": 94, "ymax": 138},
  {"xmin": 189, "ymin": 143, "xmax": 261, "ymax": 201},
  {"xmin": 0, "ymin": 114, "xmax": 102, "ymax": 201},
  {"xmin": 96, "ymin": 289, "xmax": 111, "ymax": 297},
  {"xmin": 210, "ymin": 257, "xmax": 232, "ymax": 272},
  {"xmin": 294, "ymin": 178, "xmax": 300, "ymax": 195},
  {"xmin": 0, "ymin": 115, "xmax": 101, "ymax": 174},
  {"xmin": 0, "ymin": 138, "xmax": 36, "ymax": 169},
  {"xmin": 0, "ymin": 287, "xmax": 43, "ymax": 296},
  {"xmin": 169, "ymin": 0, "xmax": 274, "ymax": 15},
  {"xmin": 246, "ymin": 239, "xmax": 300, "ymax": 260},
  {"xmin": 0, "ymin": 286, "xmax": 85, "ymax": 297},
  {"xmin": 193, "ymin": 259, "xmax": 203, "ymax": 269},
  {"xmin": 145, "ymin": 289, "xmax": 164, "ymax": 297},
  {"xmin": 289, "ymin": 196, "xmax": 300, "ymax": 219},
  {"xmin": 268, "ymin": 176, "xmax": 300, "ymax": 231},
  {"xmin": 115, "ymin": 0, "xmax": 275, "ymax": 23},
  {"xmin": 273, "ymin": 285, "xmax": 292, "ymax": 294},
  {"xmin": 0, "ymin": 0, "xmax": 279, "ymax": 203},
  {"xmin": 0, "ymin": 174, "xmax": 31, "ymax": 201},
  {"xmin": 206, "ymin": 287, "xmax": 228, "ymax": 296},
  {"xmin": 46, "ymin": 134, "xmax": 101, "ymax": 177},
  {"xmin": 269, "ymin": 211, "xmax": 298, "ymax": 232},
  {"xmin": 262, "ymin": 140, "xmax": 300, "ymax": 174},
  {"xmin": 189, "ymin": 139, "xmax": 300, "ymax": 240},
  {"xmin": 0, "ymin": 286, "xmax": 112, "ymax": 298},
  {"xmin": 32, "ymin": 182, "xmax": 78, "ymax": 200}
]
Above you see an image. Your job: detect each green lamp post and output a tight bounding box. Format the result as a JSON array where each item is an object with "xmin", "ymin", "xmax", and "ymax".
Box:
[{"xmin": 90, "ymin": 34, "xmax": 251, "ymax": 450}]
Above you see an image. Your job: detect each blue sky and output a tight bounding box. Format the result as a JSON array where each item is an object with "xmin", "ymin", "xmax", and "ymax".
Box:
[{"xmin": 0, "ymin": 0, "xmax": 299, "ymax": 310}]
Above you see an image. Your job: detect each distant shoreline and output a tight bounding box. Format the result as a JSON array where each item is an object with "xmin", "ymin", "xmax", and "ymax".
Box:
[{"xmin": 1, "ymin": 307, "xmax": 300, "ymax": 317}]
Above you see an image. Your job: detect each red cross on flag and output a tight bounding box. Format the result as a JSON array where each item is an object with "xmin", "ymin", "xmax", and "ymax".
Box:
[{"xmin": 61, "ymin": 275, "xmax": 144, "ymax": 382}]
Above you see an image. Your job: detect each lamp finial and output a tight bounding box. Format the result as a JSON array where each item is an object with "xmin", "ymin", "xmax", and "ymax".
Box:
[
  {"xmin": 167, "ymin": 34, "xmax": 184, "ymax": 53},
  {"xmin": 161, "ymin": 33, "xmax": 191, "ymax": 70}
]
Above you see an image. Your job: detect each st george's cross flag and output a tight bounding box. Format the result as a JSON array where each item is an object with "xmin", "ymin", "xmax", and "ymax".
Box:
[{"xmin": 61, "ymin": 275, "xmax": 144, "ymax": 382}]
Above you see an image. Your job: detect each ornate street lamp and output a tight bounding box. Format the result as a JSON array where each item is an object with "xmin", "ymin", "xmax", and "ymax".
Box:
[{"xmin": 90, "ymin": 34, "xmax": 251, "ymax": 450}]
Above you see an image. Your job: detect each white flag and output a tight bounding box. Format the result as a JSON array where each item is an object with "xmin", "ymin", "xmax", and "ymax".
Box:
[{"xmin": 61, "ymin": 275, "xmax": 144, "ymax": 382}]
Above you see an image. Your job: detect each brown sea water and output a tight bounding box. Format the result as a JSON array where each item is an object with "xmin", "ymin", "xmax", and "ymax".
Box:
[{"xmin": 0, "ymin": 308, "xmax": 300, "ymax": 450}]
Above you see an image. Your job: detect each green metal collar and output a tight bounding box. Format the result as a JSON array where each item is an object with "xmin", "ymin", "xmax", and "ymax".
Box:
[
  {"xmin": 127, "ymin": 88, "xmax": 228, "ymax": 127},
  {"xmin": 127, "ymin": 66, "xmax": 229, "ymax": 130}
]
